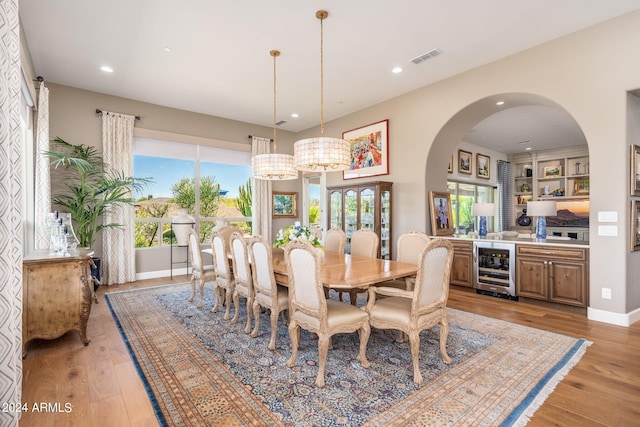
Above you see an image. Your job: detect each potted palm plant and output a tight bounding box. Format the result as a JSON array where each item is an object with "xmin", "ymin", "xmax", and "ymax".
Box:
[{"xmin": 46, "ymin": 137, "xmax": 151, "ymax": 285}]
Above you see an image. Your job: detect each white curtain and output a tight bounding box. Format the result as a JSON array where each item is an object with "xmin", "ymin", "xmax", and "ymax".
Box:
[
  {"xmin": 34, "ymin": 82, "xmax": 50, "ymax": 249},
  {"xmin": 101, "ymin": 112, "xmax": 136, "ymax": 285},
  {"xmin": 0, "ymin": 1, "xmax": 24, "ymax": 425},
  {"xmin": 252, "ymin": 136, "xmax": 272, "ymax": 243}
]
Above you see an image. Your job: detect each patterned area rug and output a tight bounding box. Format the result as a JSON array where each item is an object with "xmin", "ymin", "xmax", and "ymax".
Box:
[{"xmin": 105, "ymin": 283, "xmax": 590, "ymax": 426}]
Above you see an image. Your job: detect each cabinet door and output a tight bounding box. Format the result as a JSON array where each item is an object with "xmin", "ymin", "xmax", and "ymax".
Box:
[
  {"xmin": 344, "ymin": 189, "xmax": 358, "ymax": 253},
  {"xmin": 516, "ymin": 257, "xmax": 548, "ymax": 300},
  {"xmin": 451, "ymin": 251, "xmax": 473, "ymax": 287},
  {"xmin": 380, "ymin": 188, "xmax": 391, "ymax": 259},
  {"xmin": 359, "ymin": 187, "xmax": 375, "ymax": 231},
  {"xmin": 329, "ymin": 190, "xmax": 343, "ymax": 229},
  {"xmin": 548, "ymin": 260, "xmax": 588, "ymax": 307}
]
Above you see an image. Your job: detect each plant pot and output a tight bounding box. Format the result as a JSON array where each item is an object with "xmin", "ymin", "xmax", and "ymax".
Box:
[{"xmin": 172, "ymin": 208, "xmax": 195, "ymax": 246}]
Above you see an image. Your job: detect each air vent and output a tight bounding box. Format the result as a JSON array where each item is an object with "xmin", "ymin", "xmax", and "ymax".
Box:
[
  {"xmin": 411, "ymin": 48, "xmax": 444, "ymax": 65},
  {"xmin": 276, "ymin": 120, "xmax": 286, "ymax": 126}
]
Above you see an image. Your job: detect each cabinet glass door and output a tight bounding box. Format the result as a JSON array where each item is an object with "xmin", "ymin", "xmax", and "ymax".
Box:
[
  {"xmin": 380, "ymin": 189, "xmax": 391, "ymax": 259},
  {"xmin": 329, "ymin": 190, "xmax": 343, "ymax": 229},
  {"xmin": 344, "ymin": 189, "xmax": 358, "ymax": 253},
  {"xmin": 360, "ymin": 188, "xmax": 375, "ymax": 231}
]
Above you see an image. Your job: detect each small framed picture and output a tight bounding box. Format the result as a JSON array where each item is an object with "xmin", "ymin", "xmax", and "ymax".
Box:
[
  {"xmin": 448, "ymin": 154, "xmax": 453, "ymax": 173},
  {"xmin": 543, "ymin": 165, "xmax": 563, "ymax": 177},
  {"xmin": 573, "ymin": 178, "xmax": 590, "ymax": 195},
  {"xmin": 631, "ymin": 145, "xmax": 640, "ymax": 196},
  {"xmin": 476, "ymin": 153, "xmax": 490, "ymax": 179},
  {"xmin": 272, "ymin": 191, "xmax": 297, "ymax": 218},
  {"xmin": 631, "ymin": 200, "xmax": 640, "ymax": 251},
  {"xmin": 458, "ymin": 149, "xmax": 472, "ymax": 175},
  {"xmin": 429, "ymin": 191, "xmax": 454, "ymax": 236}
]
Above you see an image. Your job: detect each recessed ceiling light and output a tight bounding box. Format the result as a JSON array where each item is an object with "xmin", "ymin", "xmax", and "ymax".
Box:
[
  {"xmin": 291, "ymin": 113, "xmax": 299, "ymax": 118},
  {"xmin": 525, "ymin": 147, "xmax": 532, "ymax": 151},
  {"xmin": 163, "ymin": 47, "xmax": 172, "ymax": 52},
  {"xmin": 496, "ymin": 101, "xmax": 505, "ymax": 106},
  {"xmin": 392, "ymin": 67, "xmax": 403, "ymax": 74},
  {"xmin": 100, "ymin": 65, "xmax": 114, "ymax": 73}
]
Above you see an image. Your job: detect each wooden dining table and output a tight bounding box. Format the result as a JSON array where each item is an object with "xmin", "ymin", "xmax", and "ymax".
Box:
[{"xmin": 270, "ymin": 248, "xmax": 418, "ymax": 291}]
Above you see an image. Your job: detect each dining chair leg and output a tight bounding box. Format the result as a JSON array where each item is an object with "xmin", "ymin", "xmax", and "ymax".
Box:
[
  {"xmin": 439, "ymin": 318, "xmax": 452, "ymax": 364},
  {"xmin": 409, "ymin": 330, "xmax": 423, "ymax": 384},
  {"xmin": 268, "ymin": 309, "xmax": 279, "ymax": 350},
  {"xmin": 196, "ymin": 277, "xmax": 205, "ymax": 308},
  {"xmin": 316, "ymin": 335, "xmax": 330, "ymax": 387},
  {"xmin": 211, "ymin": 286, "xmax": 221, "ymax": 313},
  {"xmin": 243, "ymin": 297, "xmax": 252, "ymax": 334},
  {"xmin": 357, "ymin": 324, "xmax": 371, "ymax": 368},
  {"xmin": 188, "ymin": 275, "xmax": 196, "ymax": 303},
  {"xmin": 286, "ymin": 322, "xmax": 300, "ymax": 368},
  {"xmin": 251, "ymin": 301, "xmax": 261, "ymax": 338}
]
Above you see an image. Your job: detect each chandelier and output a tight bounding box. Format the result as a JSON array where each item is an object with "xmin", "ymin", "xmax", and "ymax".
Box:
[
  {"xmin": 293, "ymin": 10, "xmax": 350, "ymax": 172},
  {"xmin": 252, "ymin": 50, "xmax": 298, "ymax": 180}
]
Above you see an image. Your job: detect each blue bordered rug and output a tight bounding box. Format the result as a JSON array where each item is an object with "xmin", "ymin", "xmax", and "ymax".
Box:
[{"xmin": 106, "ymin": 283, "xmax": 590, "ymax": 426}]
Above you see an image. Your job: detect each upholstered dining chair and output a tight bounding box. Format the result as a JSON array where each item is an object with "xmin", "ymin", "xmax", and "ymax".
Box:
[
  {"xmin": 324, "ymin": 227, "xmax": 346, "ymax": 254},
  {"xmin": 378, "ymin": 231, "xmax": 431, "ymax": 291},
  {"xmin": 187, "ymin": 229, "xmax": 215, "ymax": 308},
  {"xmin": 217, "ymin": 225, "xmax": 245, "ymax": 256},
  {"xmin": 365, "ymin": 238, "xmax": 454, "ymax": 384},
  {"xmin": 342, "ymin": 229, "xmax": 379, "ymax": 304},
  {"xmin": 210, "ymin": 230, "xmax": 236, "ymax": 320},
  {"xmin": 230, "ymin": 231, "xmax": 253, "ymax": 332},
  {"xmin": 247, "ymin": 235, "xmax": 289, "ymax": 350},
  {"xmin": 285, "ymin": 240, "xmax": 371, "ymax": 387}
]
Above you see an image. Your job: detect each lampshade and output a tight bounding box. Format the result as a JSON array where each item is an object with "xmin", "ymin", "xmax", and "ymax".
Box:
[
  {"xmin": 527, "ymin": 200, "xmax": 557, "ymax": 217},
  {"xmin": 293, "ymin": 10, "xmax": 351, "ymax": 172},
  {"xmin": 472, "ymin": 202, "xmax": 495, "ymax": 216},
  {"xmin": 252, "ymin": 50, "xmax": 298, "ymax": 181}
]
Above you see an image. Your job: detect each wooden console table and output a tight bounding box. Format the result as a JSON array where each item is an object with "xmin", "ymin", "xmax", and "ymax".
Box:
[{"xmin": 22, "ymin": 250, "xmax": 94, "ymax": 358}]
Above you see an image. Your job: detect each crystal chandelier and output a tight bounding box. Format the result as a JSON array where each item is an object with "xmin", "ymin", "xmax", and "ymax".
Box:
[
  {"xmin": 252, "ymin": 50, "xmax": 298, "ymax": 180},
  {"xmin": 293, "ymin": 10, "xmax": 350, "ymax": 172}
]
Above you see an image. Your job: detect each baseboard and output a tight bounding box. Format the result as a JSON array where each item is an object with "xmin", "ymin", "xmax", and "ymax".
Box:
[
  {"xmin": 587, "ymin": 306, "xmax": 640, "ymax": 327},
  {"xmin": 136, "ymin": 268, "xmax": 188, "ymax": 281}
]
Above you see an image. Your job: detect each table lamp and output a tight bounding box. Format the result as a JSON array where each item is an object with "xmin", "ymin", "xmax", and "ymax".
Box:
[
  {"xmin": 527, "ymin": 200, "xmax": 557, "ymax": 241},
  {"xmin": 472, "ymin": 202, "xmax": 495, "ymax": 238}
]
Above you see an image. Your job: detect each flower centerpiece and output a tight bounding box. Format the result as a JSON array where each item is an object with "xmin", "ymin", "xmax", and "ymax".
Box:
[{"xmin": 274, "ymin": 221, "xmax": 323, "ymax": 249}]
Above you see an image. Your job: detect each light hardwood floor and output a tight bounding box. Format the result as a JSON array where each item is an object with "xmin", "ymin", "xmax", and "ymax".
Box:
[{"xmin": 20, "ymin": 278, "xmax": 640, "ymax": 426}]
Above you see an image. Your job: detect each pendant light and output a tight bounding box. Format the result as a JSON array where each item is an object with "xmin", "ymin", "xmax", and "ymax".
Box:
[
  {"xmin": 293, "ymin": 10, "xmax": 350, "ymax": 172},
  {"xmin": 252, "ymin": 50, "xmax": 298, "ymax": 180}
]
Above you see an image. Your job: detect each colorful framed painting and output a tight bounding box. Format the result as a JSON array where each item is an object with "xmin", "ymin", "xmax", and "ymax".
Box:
[
  {"xmin": 458, "ymin": 149, "xmax": 472, "ymax": 175},
  {"xmin": 573, "ymin": 177, "xmax": 590, "ymax": 195},
  {"xmin": 429, "ymin": 191, "xmax": 454, "ymax": 236},
  {"xmin": 343, "ymin": 119, "xmax": 389, "ymax": 180},
  {"xmin": 476, "ymin": 153, "xmax": 490, "ymax": 179},
  {"xmin": 543, "ymin": 165, "xmax": 563, "ymax": 177},
  {"xmin": 272, "ymin": 191, "xmax": 297, "ymax": 218},
  {"xmin": 631, "ymin": 145, "xmax": 640, "ymax": 196},
  {"xmin": 632, "ymin": 200, "xmax": 640, "ymax": 251}
]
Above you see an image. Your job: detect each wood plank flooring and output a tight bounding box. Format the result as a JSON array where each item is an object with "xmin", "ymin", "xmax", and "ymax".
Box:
[{"xmin": 20, "ymin": 278, "xmax": 640, "ymax": 426}]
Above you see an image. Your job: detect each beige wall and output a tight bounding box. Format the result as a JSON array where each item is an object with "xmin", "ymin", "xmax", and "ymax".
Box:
[{"xmin": 42, "ymin": 11, "xmax": 640, "ymax": 324}]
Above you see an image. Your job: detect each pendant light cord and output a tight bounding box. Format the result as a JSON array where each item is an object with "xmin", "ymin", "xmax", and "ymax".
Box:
[
  {"xmin": 319, "ymin": 12, "xmax": 325, "ymax": 137},
  {"xmin": 271, "ymin": 49, "xmax": 280, "ymax": 153}
]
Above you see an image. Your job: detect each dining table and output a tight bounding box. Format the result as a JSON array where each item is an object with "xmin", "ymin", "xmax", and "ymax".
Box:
[{"xmin": 270, "ymin": 248, "xmax": 418, "ymax": 291}]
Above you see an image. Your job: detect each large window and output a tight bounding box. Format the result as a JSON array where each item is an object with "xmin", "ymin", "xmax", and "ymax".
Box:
[
  {"xmin": 133, "ymin": 138, "xmax": 252, "ymax": 247},
  {"xmin": 447, "ymin": 181, "xmax": 495, "ymax": 235}
]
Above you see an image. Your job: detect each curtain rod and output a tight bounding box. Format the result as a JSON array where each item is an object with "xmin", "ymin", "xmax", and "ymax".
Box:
[
  {"xmin": 248, "ymin": 135, "xmax": 273, "ymax": 142},
  {"xmin": 96, "ymin": 108, "xmax": 141, "ymax": 121}
]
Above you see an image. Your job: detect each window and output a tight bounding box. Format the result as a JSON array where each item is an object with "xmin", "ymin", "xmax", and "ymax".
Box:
[
  {"xmin": 133, "ymin": 138, "xmax": 252, "ymax": 247},
  {"xmin": 447, "ymin": 181, "xmax": 495, "ymax": 235}
]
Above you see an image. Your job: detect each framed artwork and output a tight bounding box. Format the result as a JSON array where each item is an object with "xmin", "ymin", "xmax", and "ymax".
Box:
[
  {"xmin": 429, "ymin": 191, "xmax": 454, "ymax": 236},
  {"xmin": 342, "ymin": 119, "xmax": 389, "ymax": 180},
  {"xmin": 476, "ymin": 153, "xmax": 490, "ymax": 179},
  {"xmin": 458, "ymin": 149, "xmax": 472, "ymax": 175},
  {"xmin": 631, "ymin": 200, "xmax": 640, "ymax": 251},
  {"xmin": 448, "ymin": 155, "xmax": 453, "ymax": 173},
  {"xmin": 543, "ymin": 165, "xmax": 563, "ymax": 177},
  {"xmin": 272, "ymin": 191, "xmax": 297, "ymax": 218},
  {"xmin": 573, "ymin": 177, "xmax": 590, "ymax": 195},
  {"xmin": 631, "ymin": 145, "xmax": 640, "ymax": 196}
]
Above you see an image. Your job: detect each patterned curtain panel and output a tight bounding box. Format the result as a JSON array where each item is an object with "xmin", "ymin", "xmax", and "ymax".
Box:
[
  {"xmin": 102, "ymin": 112, "xmax": 136, "ymax": 285},
  {"xmin": 0, "ymin": 1, "xmax": 24, "ymax": 425},
  {"xmin": 34, "ymin": 82, "xmax": 50, "ymax": 249},
  {"xmin": 251, "ymin": 136, "xmax": 272, "ymax": 243},
  {"xmin": 497, "ymin": 160, "xmax": 512, "ymax": 231}
]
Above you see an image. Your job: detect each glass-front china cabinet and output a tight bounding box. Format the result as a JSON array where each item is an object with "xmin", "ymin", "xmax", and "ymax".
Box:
[{"xmin": 327, "ymin": 181, "xmax": 392, "ymax": 259}]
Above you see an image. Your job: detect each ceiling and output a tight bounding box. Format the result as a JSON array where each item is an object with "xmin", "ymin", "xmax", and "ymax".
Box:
[{"xmin": 19, "ymin": 1, "xmax": 640, "ymax": 153}]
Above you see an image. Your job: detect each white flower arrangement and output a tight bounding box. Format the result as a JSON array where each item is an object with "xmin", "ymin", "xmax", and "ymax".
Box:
[{"xmin": 274, "ymin": 221, "xmax": 323, "ymax": 248}]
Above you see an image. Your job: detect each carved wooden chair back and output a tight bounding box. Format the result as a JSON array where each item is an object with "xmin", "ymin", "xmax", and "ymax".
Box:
[
  {"xmin": 324, "ymin": 227, "xmax": 346, "ymax": 254},
  {"xmin": 350, "ymin": 229, "xmax": 379, "ymax": 258},
  {"xmin": 210, "ymin": 230, "xmax": 236, "ymax": 320},
  {"xmin": 230, "ymin": 231, "xmax": 253, "ymax": 332},
  {"xmin": 187, "ymin": 229, "xmax": 215, "ymax": 308}
]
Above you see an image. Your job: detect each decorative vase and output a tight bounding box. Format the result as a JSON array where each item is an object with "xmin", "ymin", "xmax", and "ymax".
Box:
[
  {"xmin": 517, "ymin": 209, "xmax": 532, "ymax": 227},
  {"xmin": 172, "ymin": 208, "xmax": 195, "ymax": 246}
]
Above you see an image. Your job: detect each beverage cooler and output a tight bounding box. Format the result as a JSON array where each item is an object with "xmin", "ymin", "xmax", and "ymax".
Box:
[{"xmin": 473, "ymin": 241, "xmax": 517, "ymax": 300}]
